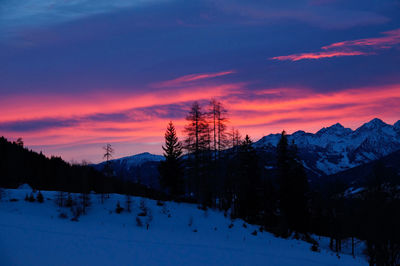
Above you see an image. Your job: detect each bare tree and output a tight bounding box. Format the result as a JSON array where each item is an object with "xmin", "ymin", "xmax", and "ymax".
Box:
[
  {"xmin": 229, "ymin": 127, "xmax": 242, "ymax": 150},
  {"xmin": 184, "ymin": 102, "xmax": 209, "ymax": 155},
  {"xmin": 101, "ymin": 143, "xmax": 114, "ymax": 203}
]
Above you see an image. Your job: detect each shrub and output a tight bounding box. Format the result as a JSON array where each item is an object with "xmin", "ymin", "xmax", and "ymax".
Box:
[
  {"xmin": 59, "ymin": 212, "xmax": 68, "ymax": 219},
  {"xmin": 311, "ymin": 243, "xmax": 320, "ymax": 252},
  {"xmin": 28, "ymin": 192, "xmax": 35, "ymax": 202},
  {"xmin": 136, "ymin": 216, "xmax": 143, "ymax": 227},
  {"xmin": 115, "ymin": 201, "xmax": 124, "ymax": 214},
  {"xmin": 37, "ymin": 191, "xmax": 44, "ymax": 203},
  {"xmin": 188, "ymin": 216, "xmax": 193, "ymax": 227},
  {"xmin": 138, "ymin": 199, "xmax": 147, "ymax": 216}
]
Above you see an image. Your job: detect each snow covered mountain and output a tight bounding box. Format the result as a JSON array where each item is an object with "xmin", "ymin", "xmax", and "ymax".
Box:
[
  {"xmin": 96, "ymin": 152, "xmax": 164, "ymax": 170},
  {"xmin": 92, "ymin": 152, "xmax": 164, "ymax": 188},
  {"xmin": 255, "ymin": 118, "xmax": 400, "ymax": 175}
]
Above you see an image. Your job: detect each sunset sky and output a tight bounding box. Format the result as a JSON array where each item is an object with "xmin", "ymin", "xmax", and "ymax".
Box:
[{"xmin": 1, "ymin": 0, "xmax": 400, "ymax": 163}]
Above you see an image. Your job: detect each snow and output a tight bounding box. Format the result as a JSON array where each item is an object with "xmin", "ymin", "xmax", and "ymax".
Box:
[{"xmin": 0, "ymin": 188, "xmax": 367, "ymax": 266}]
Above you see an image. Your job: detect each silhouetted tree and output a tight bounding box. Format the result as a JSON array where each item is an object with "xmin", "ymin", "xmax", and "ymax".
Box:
[
  {"xmin": 37, "ymin": 191, "xmax": 44, "ymax": 203},
  {"xmin": 232, "ymin": 135, "xmax": 260, "ymax": 221},
  {"xmin": 101, "ymin": 143, "xmax": 114, "ymax": 203},
  {"xmin": 159, "ymin": 121, "xmax": 184, "ymax": 197},
  {"xmin": 184, "ymin": 102, "xmax": 211, "ymax": 203},
  {"xmin": 209, "ymin": 99, "xmax": 228, "ymax": 159},
  {"xmin": 277, "ymin": 131, "xmax": 309, "ymax": 235}
]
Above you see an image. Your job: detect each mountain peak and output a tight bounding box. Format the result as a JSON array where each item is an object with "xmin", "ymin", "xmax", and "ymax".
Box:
[
  {"xmin": 358, "ymin": 118, "xmax": 388, "ymax": 131},
  {"xmin": 316, "ymin": 122, "xmax": 351, "ymax": 136}
]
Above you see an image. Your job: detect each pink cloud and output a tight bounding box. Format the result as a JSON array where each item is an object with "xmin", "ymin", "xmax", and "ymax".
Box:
[
  {"xmin": 153, "ymin": 70, "xmax": 235, "ymax": 87},
  {"xmin": 271, "ymin": 28, "xmax": 400, "ymax": 61},
  {"xmin": 271, "ymin": 50, "xmax": 368, "ymax": 61},
  {"xmin": 322, "ymin": 28, "xmax": 400, "ymax": 50}
]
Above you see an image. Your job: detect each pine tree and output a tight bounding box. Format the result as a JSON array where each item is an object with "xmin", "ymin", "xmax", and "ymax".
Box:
[{"xmin": 159, "ymin": 121, "xmax": 184, "ymax": 197}]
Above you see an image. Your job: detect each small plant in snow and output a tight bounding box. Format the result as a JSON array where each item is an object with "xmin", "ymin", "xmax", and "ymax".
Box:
[
  {"xmin": 59, "ymin": 212, "xmax": 68, "ymax": 219},
  {"xmin": 146, "ymin": 209, "xmax": 153, "ymax": 230},
  {"xmin": 188, "ymin": 216, "xmax": 193, "ymax": 227},
  {"xmin": 71, "ymin": 206, "xmax": 82, "ymax": 221},
  {"xmin": 37, "ymin": 191, "xmax": 44, "ymax": 203},
  {"xmin": 125, "ymin": 195, "xmax": 132, "ymax": 213},
  {"xmin": 136, "ymin": 216, "xmax": 143, "ymax": 227},
  {"xmin": 311, "ymin": 243, "xmax": 320, "ymax": 252},
  {"xmin": 138, "ymin": 199, "xmax": 148, "ymax": 216},
  {"xmin": 115, "ymin": 201, "xmax": 124, "ymax": 214},
  {"xmin": 28, "ymin": 192, "xmax": 35, "ymax": 202},
  {"xmin": 251, "ymin": 230, "xmax": 257, "ymax": 236},
  {"xmin": 161, "ymin": 204, "xmax": 169, "ymax": 215},
  {"xmin": 242, "ymin": 223, "xmax": 247, "ymax": 228},
  {"xmin": 156, "ymin": 200, "xmax": 164, "ymax": 206}
]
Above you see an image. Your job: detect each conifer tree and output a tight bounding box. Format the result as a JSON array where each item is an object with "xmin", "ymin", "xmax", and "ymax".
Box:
[{"xmin": 159, "ymin": 121, "xmax": 184, "ymax": 197}]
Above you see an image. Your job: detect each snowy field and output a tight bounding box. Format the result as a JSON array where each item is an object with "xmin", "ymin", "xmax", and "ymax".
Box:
[{"xmin": 0, "ymin": 188, "xmax": 366, "ymax": 266}]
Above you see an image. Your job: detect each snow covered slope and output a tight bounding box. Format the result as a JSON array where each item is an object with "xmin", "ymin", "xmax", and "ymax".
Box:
[
  {"xmin": 0, "ymin": 188, "xmax": 366, "ymax": 266},
  {"xmin": 255, "ymin": 118, "xmax": 400, "ymax": 175}
]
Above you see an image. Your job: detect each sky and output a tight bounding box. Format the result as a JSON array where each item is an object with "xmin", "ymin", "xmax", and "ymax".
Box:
[{"xmin": 1, "ymin": 0, "xmax": 400, "ymax": 163}]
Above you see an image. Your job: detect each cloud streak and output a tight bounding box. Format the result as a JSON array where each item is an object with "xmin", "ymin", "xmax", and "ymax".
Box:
[
  {"xmin": 153, "ymin": 70, "xmax": 236, "ymax": 87},
  {"xmin": 271, "ymin": 51, "xmax": 368, "ymax": 61},
  {"xmin": 271, "ymin": 28, "xmax": 400, "ymax": 61}
]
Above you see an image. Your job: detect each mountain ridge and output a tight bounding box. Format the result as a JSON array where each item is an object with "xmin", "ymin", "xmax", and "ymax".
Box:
[{"xmin": 255, "ymin": 118, "xmax": 400, "ymax": 175}]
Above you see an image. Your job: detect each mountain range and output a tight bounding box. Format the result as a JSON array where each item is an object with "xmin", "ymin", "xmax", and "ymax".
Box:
[
  {"xmin": 255, "ymin": 118, "xmax": 400, "ymax": 176},
  {"xmin": 93, "ymin": 118, "xmax": 400, "ymax": 186}
]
